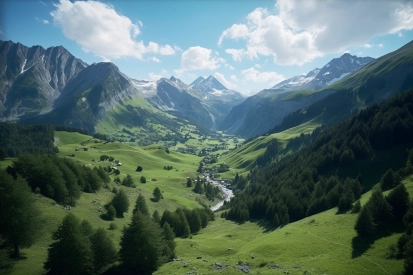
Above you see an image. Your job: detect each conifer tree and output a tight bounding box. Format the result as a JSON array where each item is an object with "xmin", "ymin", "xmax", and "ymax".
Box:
[
  {"xmin": 133, "ymin": 193, "xmax": 149, "ymax": 216},
  {"xmin": 355, "ymin": 206, "xmax": 376, "ymax": 237}
]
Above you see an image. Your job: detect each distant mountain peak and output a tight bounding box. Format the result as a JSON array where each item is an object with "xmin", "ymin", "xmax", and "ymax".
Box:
[{"xmin": 191, "ymin": 75, "xmax": 227, "ymax": 92}]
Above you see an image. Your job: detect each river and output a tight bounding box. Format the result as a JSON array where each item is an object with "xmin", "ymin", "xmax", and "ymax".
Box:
[{"xmin": 207, "ymin": 176, "xmax": 234, "ymax": 211}]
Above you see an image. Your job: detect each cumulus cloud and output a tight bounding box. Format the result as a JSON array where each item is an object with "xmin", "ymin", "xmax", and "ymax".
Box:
[
  {"xmin": 180, "ymin": 46, "xmax": 223, "ymax": 71},
  {"xmin": 241, "ymin": 67, "xmax": 285, "ymax": 86},
  {"xmin": 219, "ymin": 0, "xmax": 413, "ymax": 65},
  {"xmin": 213, "ymin": 72, "xmax": 237, "ymax": 89},
  {"xmin": 51, "ymin": 0, "xmax": 175, "ymax": 60}
]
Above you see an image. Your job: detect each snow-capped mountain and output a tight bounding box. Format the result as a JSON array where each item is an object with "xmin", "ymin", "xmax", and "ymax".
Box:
[
  {"xmin": 272, "ymin": 68, "xmax": 321, "ymax": 91},
  {"xmin": 190, "ymin": 75, "xmax": 227, "ymax": 93},
  {"xmin": 271, "ymin": 53, "xmax": 374, "ymax": 92}
]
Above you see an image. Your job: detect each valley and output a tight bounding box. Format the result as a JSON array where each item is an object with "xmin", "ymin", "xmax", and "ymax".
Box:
[{"xmin": 2, "ymin": 29, "xmax": 413, "ymax": 275}]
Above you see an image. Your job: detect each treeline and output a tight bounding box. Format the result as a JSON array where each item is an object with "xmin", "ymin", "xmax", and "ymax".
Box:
[
  {"xmin": 226, "ymin": 89, "xmax": 413, "ymax": 224},
  {"xmin": 0, "ymin": 123, "xmax": 57, "ymax": 158},
  {"xmin": 7, "ymin": 154, "xmax": 110, "ymax": 205}
]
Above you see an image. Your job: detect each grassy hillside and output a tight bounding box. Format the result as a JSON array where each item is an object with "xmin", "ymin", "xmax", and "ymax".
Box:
[
  {"xmin": 218, "ymin": 118, "xmax": 320, "ymax": 178},
  {"xmin": 156, "ymin": 176, "xmax": 413, "ymax": 275}
]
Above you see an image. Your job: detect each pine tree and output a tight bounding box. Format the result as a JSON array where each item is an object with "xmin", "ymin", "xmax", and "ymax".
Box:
[
  {"xmin": 186, "ymin": 178, "xmax": 192, "ymax": 187},
  {"xmin": 119, "ymin": 211, "xmax": 163, "ymax": 274},
  {"xmin": 355, "ymin": 206, "xmax": 376, "ymax": 237},
  {"xmin": 161, "ymin": 222, "xmax": 176, "ymax": 261},
  {"xmin": 44, "ymin": 213, "xmax": 93, "ymax": 275},
  {"xmin": 111, "ymin": 189, "xmax": 130, "ymax": 217},
  {"xmin": 0, "ymin": 171, "xmax": 42, "ymax": 257},
  {"xmin": 153, "ymin": 187, "xmax": 162, "ymax": 202},
  {"xmin": 386, "ymin": 184, "xmax": 410, "ymax": 220},
  {"xmin": 133, "ymin": 194, "xmax": 149, "ymax": 216},
  {"xmin": 90, "ymin": 228, "xmax": 117, "ymax": 274}
]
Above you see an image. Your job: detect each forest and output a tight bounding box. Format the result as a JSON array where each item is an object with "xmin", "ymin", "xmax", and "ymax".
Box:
[{"xmin": 225, "ymin": 89, "xmax": 413, "ymax": 225}]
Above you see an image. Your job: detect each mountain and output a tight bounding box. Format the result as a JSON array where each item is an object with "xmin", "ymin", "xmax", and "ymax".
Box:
[
  {"xmin": 191, "ymin": 75, "xmax": 227, "ymax": 93},
  {"xmin": 219, "ymin": 53, "xmax": 374, "ymax": 138},
  {"xmin": 0, "ymin": 40, "xmax": 246, "ymax": 133},
  {"xmin": 270, "ymin": 39, "xmax": 413, "ymax": 134},
  {"xmin": 0, "ymin": 40, "xmax": 87, "ymax": 120},
  {"xmin": 138, "ymin": 75, "xmax": 245, "ymax": 128}
]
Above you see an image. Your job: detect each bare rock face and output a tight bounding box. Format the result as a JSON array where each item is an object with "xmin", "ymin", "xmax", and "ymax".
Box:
[{"xmin": 0, "ymin": 40, "xmax": 87, "ymax": 120}]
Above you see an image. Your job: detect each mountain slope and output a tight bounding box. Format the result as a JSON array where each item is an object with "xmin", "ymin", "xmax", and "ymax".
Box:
[
  {"xmin": 271, "ymin": 39, "xmax": 413, "ymax": 134},
  {"xmin": 219, "ymin": 53, "xmax": 374, "ymax": 138},
  {"xmin": 0, "ymin": 40, "xmax": 87, "ymax": 120},
  {"xmin": 139, "ymin": 75, "xmax": 245, "ymax": 128}
]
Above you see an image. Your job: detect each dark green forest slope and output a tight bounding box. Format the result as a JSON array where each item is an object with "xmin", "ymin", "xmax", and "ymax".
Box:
[{"xmin": 225, "ymin": 89, "xmax": 413, "ymax": 224}]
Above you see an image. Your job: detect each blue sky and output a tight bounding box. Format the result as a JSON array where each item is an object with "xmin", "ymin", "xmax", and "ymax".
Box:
[{"xmin": 1, "ymin": 0, "xmax": 413, "ymax": 96}]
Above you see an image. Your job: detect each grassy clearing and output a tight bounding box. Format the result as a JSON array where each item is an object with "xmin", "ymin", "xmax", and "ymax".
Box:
[{"xmin": 157, "ymin": 176, "xmax": 413, "ymax": 275}]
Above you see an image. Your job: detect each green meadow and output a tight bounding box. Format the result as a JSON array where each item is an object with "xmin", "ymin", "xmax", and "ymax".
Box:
[{"xmin": 156, "ymin": 176, "xmax": 413, "ymax": 275}]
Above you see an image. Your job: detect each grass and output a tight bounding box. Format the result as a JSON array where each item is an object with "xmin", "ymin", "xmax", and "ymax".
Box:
[
  {"xmin": 156, "ymin": 176, "xmax": 413, "ymax": 275},
  {"xmin": 218, "ymin": 118, "xmax": 320, "ymax": 178}
]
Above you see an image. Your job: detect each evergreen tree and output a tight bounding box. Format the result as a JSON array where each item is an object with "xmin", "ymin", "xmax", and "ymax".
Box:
[
  {"xmin": 0, "ymin": 171, "xmax": 42, "ymax": 257},
  {"xmin": 133, "ymin": 194, "xmax": 149, "ymax": 216},
  {"xmin": 119, "ymin": 211, "xmax": 163, "ymax": 274},
  {"xmin": 90, "ymin": 228, "xmax": 117, "ymax": 274},
  {"xmin": 386, "ymin": 184, "xmax": 410, "ymax": 220},
  {"xmin": 111, "ymin": 189, "xmax": 130, "ymax": 217},
  {"xmin": 381, "ymin": 169, "xmax": 396, "ymax": 191},
  {"xmin": 44, "ymin": 213, "xmax": 92, "ymax": 275},
  {"xmin": 106, "ymin": 204, "xmax": 116, "ymax": 220},
  {"xmin": 161, "ymin": 222, "xmax": 176, "ymax": 261},
  {"xmin": 355, "ymin": 206, "xmax": 376, "ymax": 237},
  {"xmin": 351, "ymin": 200, "xmax": 361, "ymax": 213},
  {"xmin": 152, "ymin": 210, "xmax": 161, "ymax": 224},
  {"xmin": 193, "ymin": 181, "xmax": 203, "ymax": 194},
  {"xmin": 153, "ymin": 187, "xmax": 162, "ymax": 202},
  {"xmin": 140, "ymin": 176, "xmax": 146, "ymax": 183},
  {"xmin": 122, "ymin": 174, "xmax": 134, "ymax": 187},
  {"xmin": 186, "ymin": 178, "xmax": 193, "ymax": 187}
]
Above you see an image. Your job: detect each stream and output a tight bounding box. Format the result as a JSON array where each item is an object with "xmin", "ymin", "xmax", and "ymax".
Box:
[{"xmin": 207, "ymin": 176, "xmax": 234, "ymax": 211}]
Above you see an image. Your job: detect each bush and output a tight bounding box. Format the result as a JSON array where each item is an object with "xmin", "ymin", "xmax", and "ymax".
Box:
[
  {"xmin": 106, "ymin": 205, "xmax": 116, "ymax": 220},
  {"xmin": 109, "ymin": 222, "xmax": 117, "ymax": 230}
]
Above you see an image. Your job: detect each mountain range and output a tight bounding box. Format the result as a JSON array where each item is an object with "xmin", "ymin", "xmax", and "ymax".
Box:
[
  {"xmin": 0, "ymin": 40, "xmax": 244, "ymax": 133},
  {"xmin": 218, "ymin": 53, "xmax": 375, "ymax": 138},
  {"xmin": 2, "ymin": 39, "xmax": 413, "ymax": 140}
]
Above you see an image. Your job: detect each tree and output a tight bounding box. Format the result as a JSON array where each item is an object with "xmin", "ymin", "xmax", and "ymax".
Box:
[
  {"xmin": 140, "ymin": 176, "xmax": 146, "ymax": 183},
  {"xmin": 133, "ymin": 194, "xmax": 149, "ymax": 216},
  {"xmin": 136, "ymin": 166, "xmax": 143, "ymax": 172},
  {"xmin": 381, "ymin": 169, "xmax": 396, "ymax": 191},
  {"xmin": 106, "ymin": 205, "xmax": 116, "ymax": 220},
  {"xmin": 193, "ymin": 181, "xmax": 203, "ymax": 194},
  {"xmin": 0, "ymin": 171, "xmax": 42, "ymax": 257},
  {"xmin": 186, "ymin": 178, "xmax": 192, "ymax": 188},
  {"xmin": 152, "ymin": 210, "xmax": 161, "ymax": 224},
  {"xmin": 122, "ymin": 174, "xmax": 134, "ymax": 187},
  {"xmin": 44, "ymin": 213, "xmax": 92, "ymax": 275},
  {"xmin": 351, "ymin": 200, "xmax": 361, "ymax": 213},
  {"xmin": 111, "ymin": 189, "xmax": 130, "ymax": 217},
  {"xmin": 153, "ymin": 187, "xmax": 162, "ymax": 202},
  {"xmin": 90, "ymin": 228, "xmax": 117, "ymax": 274},
  {"xmin": 386, "ymin": 184, "xmax": 410, "ymax": 220},
  {"xmin": 355, "ymin": 206, "xmax": 376, "ymax": 237},
  {"xmin": 161, "ymin": 222, "xmax": 176, "ymax": 261},
  {"xmin": 119, "ymin": 211, "xmax": 163, "ymax": 274}
]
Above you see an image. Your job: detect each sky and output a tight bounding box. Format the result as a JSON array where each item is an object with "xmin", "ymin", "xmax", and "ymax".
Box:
[{"xmin": 1, "ymin": 0, "xmax": 413, "ymax": 96}]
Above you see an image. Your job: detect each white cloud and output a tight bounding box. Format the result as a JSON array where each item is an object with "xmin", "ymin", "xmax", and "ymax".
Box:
[
  {"xmin": 180, "ymin": 46, "xmax": 222, "ymax": 71},
  {"xmin": 218, "ymin": 24, "xmax": 249, "ymax": 45},
  {"xmin": 241, "ymin": 67, "xmax": 285, "ymax": 86},
  {"xmin": 219, "ymin": 0, "xmax": 413, "ymax": 65},
  {"xmin": 363, "ymin": 44, "xmax": 372, "ymax": 48},
  {"xmin": 42, "ymin": 19, "xmax": 49, "ymax": 24},
  {"xmin": 151, "ymin": 57, "xmax": 161, "ymax": 63},
  {"xmin": 213, "ymin": 72, "xmax": 237, "ymax": 89},
  {"xmin": 398, "ymin": 32, "xmax": 404, "ymax": 37},
  {"xmin": 230, "ymin": 75, "xmax": 238, "ymax": 81},
  {"xmin": 378, "ymin": 44, "xmax": 384, "ymax": 48},
  {"xmin": 254, "ymin": 64, "xmax": 261, "ymax": 68},
  {"xmin": 51, "ymin": 0, "xmax": 175, "ymax": 60}
]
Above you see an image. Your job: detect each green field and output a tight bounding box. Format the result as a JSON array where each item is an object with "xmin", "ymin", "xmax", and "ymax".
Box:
[
  {"xmin": 156, "ymin": 176, "xmax": 413, "ymax": 275},
  {"xmin": 218, "ymin": 118, "xmax": 320, "ymax": 178}
]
